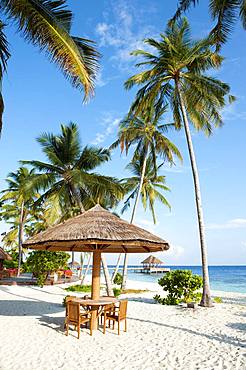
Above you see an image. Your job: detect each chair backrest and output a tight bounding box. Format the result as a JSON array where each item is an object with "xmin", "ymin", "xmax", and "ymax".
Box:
[
  {"xmin": 67, "ymin": 301, "xmax": 80, "ymax": 323},
  {"xmin": 119, "ymin": 300, "xmax": 128, "ymax": 319}
]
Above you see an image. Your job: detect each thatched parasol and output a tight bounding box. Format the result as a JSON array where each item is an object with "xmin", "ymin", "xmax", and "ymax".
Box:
[
  {"xmin": 23, "ymin": 204, "xmax": 170, "ymax": 330},
  {"xmin": 141, "ymin": 255, "xmax": 163, "ymax": 266},
  {"xmin": 0, "ymin": 247, "xmax": 12, "ymax": 261},
  {"xmin": 0, "ymin": 247, "xmax": 12, "ymax": 270},
  {"xmin": 23, "ymin": 204, "xmax": 169, "ymax": 253}
]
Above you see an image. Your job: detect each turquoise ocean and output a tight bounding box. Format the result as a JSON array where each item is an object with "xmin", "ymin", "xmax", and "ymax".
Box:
[{"xmin": 108, "ymin": 265, "xmax": 246, "ymax": 294}]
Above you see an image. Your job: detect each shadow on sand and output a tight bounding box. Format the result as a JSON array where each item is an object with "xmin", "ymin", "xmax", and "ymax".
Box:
[{"xmin": 127, "ymin": 316, "xmax": 246, "ymax": 349}]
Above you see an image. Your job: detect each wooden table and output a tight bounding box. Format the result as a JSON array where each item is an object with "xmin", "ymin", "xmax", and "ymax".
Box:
[{"xmin": 73, "ymin": 297, "xmax": 118, "ymax": 331}]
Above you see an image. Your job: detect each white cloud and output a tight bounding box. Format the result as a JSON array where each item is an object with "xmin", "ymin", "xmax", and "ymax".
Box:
[
  {"xmin": 91, "ymin": 113, "xmax": 121, "ymax": 145},
  {"xmin": 206, "ymin": 218, "xmax": 246, "ymax": 230},
  {"xmin": 95, "ymin": 1, "xmax": 156, "ymax": 71},
  {"xmin": 136, "ymin": 218, "xmax": 159, "ymax": 234},
  {"xmin": 221, "ymin": 103, "xmax": 246, "ymax": 122},
  {"xmin": 242, "ymin": 241, "xmax": 246, "ymax": 247},
  {"xmin": 95, "ymin": 69, "xmax": 107, "ymax": 87}
]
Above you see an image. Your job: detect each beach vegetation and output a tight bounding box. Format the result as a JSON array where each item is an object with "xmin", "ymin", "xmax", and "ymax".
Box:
[
  {"xmin": 0, "ymin": 0, "xmax": 99, "ymax": 134},
  {"xmin": 121, "ymin": 154, "xmax": 171, "ymax": 224},
  {"xmin": 111, "ymin": 105, "xmax": 182, "ymax": 289},
  {"xmin": 213, "ymin": 296, "xmax": 223, "ymax": 303},
  {"xmin": 154, "ymin": 270, "xmax": 203, "ymax": 305},
  {"xmin": 26, "ymin": 250, "xmax": 69, "ymax": 287},
  {"xmin": 113, "ymin": 287, "xmax": 122, "ymax": 297},
  {"xmin": 2, "ymin": 250, "xmax": 18, "ymax": 269},
  {"xmin": 22, "ymin": 123, "xmax": 123, "ymax": 215},
  {"xmin": 21, "ymin": 123, "xmax": 123, "ymax": 292},
  {"xmin": 113, "ymin": 272, "xmax": 123, "ymax": 286},
  {"xmin": 124, "ymin": 18, "xmax": 234, "ymax": 307},
  {"xmin": 0, "ymin": 167, "xmax": 41, "ymax": 276},
  {"xmin": 65, "ymin": 284, "xmax": 91, "ymax": 293},
  {"xmin": 122, "ymin": 288, "xmax": 149, "ymax": 294}
]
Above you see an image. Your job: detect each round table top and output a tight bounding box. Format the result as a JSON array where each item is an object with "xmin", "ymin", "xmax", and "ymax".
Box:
[{"xmin": 72, "ymin": 297, "xmax": 118, "ymax": 306}]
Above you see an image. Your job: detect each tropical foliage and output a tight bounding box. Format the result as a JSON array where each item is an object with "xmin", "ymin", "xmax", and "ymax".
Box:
[
  {"xmin": 26, "ymin": 250, "xmax": 69, "ymax": 286},
  {"xmin": 22, "ymin": 122, "xmax": 124, "ymax": 214},
  {"xmin": 154, "ymin": 269, "xmax": 203, "ymax": 305},
  {"xmin": 111, "ymin": 106, "xmax": 181, "ymax": 289},
  {"xmin": 172, "ymin": 0, "xmax": 246, "ymax": 50},
  {"xmin": 123, "ymin": 18, "xmax": 234, "ymax": 306},
  {"xmin": 0, "ymin": 167, "xmax": 40, "ymax": 275},
  {"xmin": 121, "ymin": 155, "xmax": 171, "ymax": 224},
  {"xmin": 0, "ymin": 0, "xmax": 99, "ymax": 133}
]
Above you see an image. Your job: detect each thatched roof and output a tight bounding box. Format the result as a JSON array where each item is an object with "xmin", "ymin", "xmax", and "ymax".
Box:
[
  {"xmin": 0, "ymin": 247, "xmax": 12, "ymax": 261},
  {"xmin": 23, "ymin": 204, "xmax": 169, "ymax": 253},
  {"xmin": 141, "ymin": 255, "xmax": 163, "ymax": 265}
]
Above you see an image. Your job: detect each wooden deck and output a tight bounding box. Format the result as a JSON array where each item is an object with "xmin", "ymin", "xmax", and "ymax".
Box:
[{"xmin": 132, "ymin": 267, "xmax": 170, "ymax": 274}]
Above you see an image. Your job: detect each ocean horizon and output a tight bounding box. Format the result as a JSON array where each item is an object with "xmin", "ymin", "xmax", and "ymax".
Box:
[{"xmin": 105, "ymin": 265, "xmax": 246, "ymax": 294}]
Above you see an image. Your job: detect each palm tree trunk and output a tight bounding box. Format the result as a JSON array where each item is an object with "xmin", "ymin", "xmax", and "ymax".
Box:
[
  {"xmin": 70, "ymin": 183, "xmax": 85, "ymax": 213},
  {"xmin": 121, "ymin": 153, "xmax": 148, "ymax": 290},
  {"xmin": 17, "ymin": 202, "xmax": 24, "ymax": 277},
  {"xmin": 111, "ymin": 254, "xmax": 122, "ymax": 283},
  {"xmin": 70, "ymin": 183, "xmax": 85, "ymax": 269},
  {"xmin": 101, "ymin": 254, "xmax": 113, "ymax": 296},
  {"xmin": 80, "ymin": 253, "xmax": 92, "ymax": 285},
  {"xmin": 79, "ymin": 252, "xmax": 84, "ymax": 279},
  {"xmin": 176, "ymin": 82, "xmax": 213, "ymax": 307}
]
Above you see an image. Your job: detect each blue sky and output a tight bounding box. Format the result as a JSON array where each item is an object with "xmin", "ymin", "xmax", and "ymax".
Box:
[{"xmin": 0, "ymin": 0, "xmax": 245, "ymax": 265}]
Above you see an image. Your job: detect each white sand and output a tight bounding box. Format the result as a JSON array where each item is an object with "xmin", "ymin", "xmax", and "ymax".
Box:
[{"xmin": 0, "ymin": 281, "xmax": 245, "ymax": 370}]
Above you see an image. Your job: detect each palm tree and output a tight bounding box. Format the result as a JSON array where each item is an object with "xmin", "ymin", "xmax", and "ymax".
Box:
[
  {"xmin": 122, "ymin": 155, "xmax": 171, "ymax": 224},
  {"xmin": 111, "ymin": 107, "xmax": 181, "ymax": 289},
  {"xmin": 111, "ymin": 155, "xmax": 171, "ymax": 284},
  {"xmin": 22, "ymin": 122, "xmax": 123, "ymax": 289},
  {"xmin": 124, "ymin": 18, "xmax": 234, "ymax": 307},
  {"xmin": 0, "ymin": 167, "xmax": 39, "ymax": 275},
  {"xmin": 0, "ymin": 0, "xmax": 99, "ymax": 133},
  {"xmin": 22, "ymin": 123, "xmax": 123, "ymax": 214},
  {"xmin": 171, "ymin": 0, "xmax": 246, "ymax": 50}
]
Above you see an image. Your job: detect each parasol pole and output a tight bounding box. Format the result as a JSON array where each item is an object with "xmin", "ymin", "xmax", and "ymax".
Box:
[{"xmin": 91, "ymin": 248, "xmax": 101, "ymax": 330}]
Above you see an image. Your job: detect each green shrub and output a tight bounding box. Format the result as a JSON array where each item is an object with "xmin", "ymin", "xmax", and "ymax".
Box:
[
  {"xmin": 26, "ymin": 251, "xmax": 70, "ymax": 287},
  {"xmin": 154, "ymin": 270, "xmax": 203, "ymax": 305},
  {"xmin": 113, "ymin": 287, "xmax": 122, "ymax": 297},
  {"xmin": 213, "ymin": 296, "xmax": 223, "ymax": 303},
  {"xmin": 65, "ymin": 285, "xmax": 91, "ymax": 293},
  {"xmin": 3, "ymin": 251, "xmax": 18, "ymax": 269},
  {"xmin": 113, "ymin": 272, "xmax": 123, "ymax": 285}
]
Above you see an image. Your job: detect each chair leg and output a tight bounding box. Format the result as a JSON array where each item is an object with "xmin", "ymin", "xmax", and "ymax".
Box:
[
  {"xmin": 77, "ymin": 324, "xmax": 80, "ymax": 339},
  {"xmin": 118, "ymin": 320, "xmax": 120, "ymax": 335},
  {"xmin": 66, "ymin": 323, "xmax": 69, "ymax": 336},
  {"xmin": 113, "ymin": 321, "xmax": 115, "ymax": 330},
  {"xmin": 90, "ymin": 320, "xmax": 92, "ymax": 336},
  {"xmin": 124, "ymin": 319, "xmax": 127, "ymax": 332},
  {"xmin": 103, "ymin": 316, "xmax": 106, "ymax": 334}
]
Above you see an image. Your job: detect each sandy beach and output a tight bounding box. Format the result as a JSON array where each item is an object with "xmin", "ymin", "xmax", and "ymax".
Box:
[{"xmin": 0, "ymin": 280, "xmax": 245, "ymax": 370}]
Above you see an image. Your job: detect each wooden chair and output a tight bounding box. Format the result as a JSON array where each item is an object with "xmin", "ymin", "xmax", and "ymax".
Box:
[
  {"xmin": 103, "ymin": 300, "xmax": 128, "ymax": 335},
  {"xmin": 65, "ymin": 301, "xmax": 92, "ymax": 338}
]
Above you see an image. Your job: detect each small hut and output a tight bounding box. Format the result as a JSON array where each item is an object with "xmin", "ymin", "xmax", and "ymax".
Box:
[
  {"xmin": 139, "ymin": 255, "xmax": 170, "ymax": 274},
  {"xmin": 141, "ymin": 255, "xmax": 163, "ymax": 268},
  {"xmin": 0, "ymin": 247, "xmax": 12, "ymax": 270}
]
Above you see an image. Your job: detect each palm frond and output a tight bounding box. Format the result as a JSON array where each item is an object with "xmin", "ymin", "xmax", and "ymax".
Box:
[
  {"xmin": 209, "ymin": 0, "xmax": 239, "ymax": 50},
  {"xmin": 1, "ymin": 0, "xmax": 99, "ymax": 97}
]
